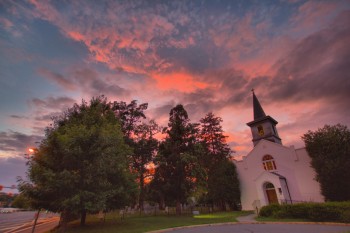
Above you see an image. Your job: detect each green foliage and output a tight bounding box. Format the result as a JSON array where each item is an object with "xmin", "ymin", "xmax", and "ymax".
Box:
[
  {"xmin": 18, "ymin": 96, "xmax": 137, "ymax": 226},
  {"xmin": 112, "ymin": 100, "xmax": 148, "ymax": 137},
  {"xmin": 258, "ymin": 203, "xmax": 281, "ymax": 217},
  {"xmin": 302, "ymin": 124, "xmax": 350, "ymax": 201},
  {"xmin": 112, "ymin": 100, "xmax": 159, "ymax": 210},
  {"xmin": 11, "ymin": 193, "xmax": 31, "ymax": 209},
  {"xmin": 259, "ymin": 202, "xmax": 350, "ymax": 223},
  {"xmin": 151, "ymin": 105, "xmax": 205, "ymax": 213},
  {"xmin": 207, "ymin": 160, "xmax": 241, "ymax": 210},
  {"xmin": 0, "ymin": 193, "xmax": 15, "ymax": 207},
  {"xmin": 199, "ymin": 112, "xmax": 240, "ymax": 210}
]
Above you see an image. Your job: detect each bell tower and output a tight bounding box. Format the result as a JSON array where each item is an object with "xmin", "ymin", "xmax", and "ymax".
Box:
[{"xmin": 247, "ymin": 90, "xmax": 282, "ymax": 146}]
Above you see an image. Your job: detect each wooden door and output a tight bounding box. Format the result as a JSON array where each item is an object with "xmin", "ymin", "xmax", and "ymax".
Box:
[{"xmin": 266, "ymin": 189, "xmax": 278, "ymax": 204}]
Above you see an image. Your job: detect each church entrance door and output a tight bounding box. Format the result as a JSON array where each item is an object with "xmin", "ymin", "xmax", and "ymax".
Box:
[{"xmin": 265, "ymin": 182, "xmax": 278, "ymax": 204}]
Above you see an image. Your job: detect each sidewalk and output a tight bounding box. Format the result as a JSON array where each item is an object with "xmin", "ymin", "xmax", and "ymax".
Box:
[{"xmin": 236, "ymin": 213, "xmax": 257, "ymax": 223}]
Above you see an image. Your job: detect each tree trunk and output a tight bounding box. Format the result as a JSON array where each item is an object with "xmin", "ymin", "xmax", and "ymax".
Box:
[
  {"xmin": 31, "ymin": 209, "xmax": 40, "ymax": 233},
  {"xmin": 159, "ymin": 195, "xmax": 165, "ymax": 210},
  {"xmin": 139, "ymin": 172, "xmax": 144, "ymax": 211},
  {"xmin": 176, "ymin": 200, "xmax": 181, "ymax": 215},
  {"xmin": 58, "ymin": 210, "xmax": 71, "ymax": 232},
  {"xmin": 80, "ymin": 209, "xmax": 87, "ymax": 226}
]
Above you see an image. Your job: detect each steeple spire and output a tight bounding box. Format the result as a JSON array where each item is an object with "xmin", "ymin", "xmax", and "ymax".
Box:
[
  {"xmin": 252, "ymin": 89, "xmax": 266, "ymax": 120},
  {"xmin": 247, "ymin": 89, "xmax": 282, "ymax": 146}
]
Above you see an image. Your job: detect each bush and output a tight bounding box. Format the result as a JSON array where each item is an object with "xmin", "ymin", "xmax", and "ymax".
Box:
[
  {"xmin": 259, "ymin": 202, "xmax": 350, "ymax": 223},
  {"xmin": 258, "ymin": 203, "xmax": 281, "ymax": 217}
]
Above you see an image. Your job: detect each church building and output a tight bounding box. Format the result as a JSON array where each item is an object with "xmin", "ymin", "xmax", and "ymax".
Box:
[{"xmin": 234, "ymin": 91, "xmax": 324, "ymax": 211}]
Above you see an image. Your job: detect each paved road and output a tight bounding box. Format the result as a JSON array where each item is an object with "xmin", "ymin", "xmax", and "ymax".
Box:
[
  {"xmin": 0, "ymin": 211, "xmax": 59, "ymax": 233},
  {"xmin": 160, "ymin": 223, "xmax": 350, "ymax": 233}
]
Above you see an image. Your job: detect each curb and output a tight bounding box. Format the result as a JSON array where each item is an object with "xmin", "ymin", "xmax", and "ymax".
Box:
[{"xmin": 147, "ymin": 221, "xmax": 350, "ymax": 233}]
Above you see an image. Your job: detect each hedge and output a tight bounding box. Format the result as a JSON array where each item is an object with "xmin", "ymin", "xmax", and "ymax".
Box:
[{"xmin": 259, "ymin": 202, "xmax": 350, "ymax": 223}]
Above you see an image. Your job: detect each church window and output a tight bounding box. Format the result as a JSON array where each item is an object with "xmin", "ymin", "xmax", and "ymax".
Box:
[
  {"xmin": 262, "ymin": 155, "xmax": 277, "ymax": 171},
  {"xmin": 257, "ymin": 125, "xmax": 264, "ymax": 136}
]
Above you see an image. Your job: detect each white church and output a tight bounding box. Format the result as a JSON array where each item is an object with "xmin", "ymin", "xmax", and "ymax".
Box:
[{"xmin": 234, "ymin": 91, "xmax": 324, "ymax": 211}]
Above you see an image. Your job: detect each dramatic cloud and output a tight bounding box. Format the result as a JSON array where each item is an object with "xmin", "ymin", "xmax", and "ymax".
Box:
[
  {"xmin": 0, "ymin": 0, "xmax": 349, "ymax": 184},
  {"xmin": 0, "ymin": 131, "xmax": 43, "ymax": 156},
  {"xmin": 37, "ymin": 68, "xmax": 76, "ymax": 91},
  {"xmin": 30, "ymin": 96, "xmax": 76, "ymax": 110}
]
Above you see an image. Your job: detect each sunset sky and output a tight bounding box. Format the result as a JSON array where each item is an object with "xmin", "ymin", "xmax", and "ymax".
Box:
[{"xmin": 1, "ymin": 0, "xmax": 349, "ymax": 191}]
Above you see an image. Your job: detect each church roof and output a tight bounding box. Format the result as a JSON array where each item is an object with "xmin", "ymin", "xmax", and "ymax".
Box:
[
  {"xmin": 252, "ymin": 91, "xmax": 266, "ymax": 120},
  {"xmin": 247, "ymin": 91, "xmax": 278, "ymax": 126},
  {"xmin": 271, "ymin": 172, "xmax": 286, "ymax": 180}
]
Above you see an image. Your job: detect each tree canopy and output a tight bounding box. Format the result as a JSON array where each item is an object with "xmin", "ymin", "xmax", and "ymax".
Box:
[
  {"xmin": 151, "ymin": 105, "xmax": 204, "ymax": 214},
  {"xmin": 199, "ymin": 112, "xmax": 240, "ymax": 210},
  {"xmin": 18, "ymin": 96, "xmax": 136, "ymax": 227},
  {"xmin": 302, "ymin": 124, "xmax": 350, "ymax": 201}
]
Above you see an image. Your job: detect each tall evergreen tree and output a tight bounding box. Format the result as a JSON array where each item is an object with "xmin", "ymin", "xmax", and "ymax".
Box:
[
  {"xmin": 200, "ymin": 112, "xmax": 231, "ymax": 168},
  {"xmin": 153, "ymin": 105, "xmax": 204, "ymax": 214},
  {"xmin": 199, "ymin": 112, "xmax": 240, "ymax": 210}
]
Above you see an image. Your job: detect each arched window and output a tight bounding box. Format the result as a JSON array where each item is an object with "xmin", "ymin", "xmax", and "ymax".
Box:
[{"xmin": 262, "ymin": 155, "xmax": 277, "ymax": 171}]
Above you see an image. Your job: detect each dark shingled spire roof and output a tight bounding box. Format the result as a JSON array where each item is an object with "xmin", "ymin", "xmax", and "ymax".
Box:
[{"xmin": 252, "ymin": 90, "xmax": 266, "ymax": 120}]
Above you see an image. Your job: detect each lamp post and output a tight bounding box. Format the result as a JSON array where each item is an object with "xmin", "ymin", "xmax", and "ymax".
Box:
[{"xmin": 24, "ymin": 147, "xmax": 41, "ymax": 233}]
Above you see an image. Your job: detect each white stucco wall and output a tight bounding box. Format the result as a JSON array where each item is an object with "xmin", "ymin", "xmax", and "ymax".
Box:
[
  {"xmin": 293, "ymin": 148, "xmax": 324, "ymax": 202},
  {"xmin": 234, "ymin": 140, "xmax": 324, "ymax": 210}
]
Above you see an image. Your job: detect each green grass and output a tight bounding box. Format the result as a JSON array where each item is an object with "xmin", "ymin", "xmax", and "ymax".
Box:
[{"xmin": 62, "ymin": 211, "xmax": 252, "ymax": 233}]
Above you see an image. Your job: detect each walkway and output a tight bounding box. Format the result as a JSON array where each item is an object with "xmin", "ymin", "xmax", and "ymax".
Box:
[{"xmin": 236, "ymin": 213, "xmax": 258, "ymax": 223}]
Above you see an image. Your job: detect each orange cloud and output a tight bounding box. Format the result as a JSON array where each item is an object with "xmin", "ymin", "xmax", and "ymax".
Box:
[{"xmin": 153, "ymin": 72, "xmax": 210, "ymax": 93}]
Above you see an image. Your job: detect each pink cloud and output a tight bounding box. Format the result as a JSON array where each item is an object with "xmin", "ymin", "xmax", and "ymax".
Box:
[
  {"xmin": 4, "ymin": 1, "xmax": 349, "ymax": 162},
  {"xmin": 37, "ymin": 68, "xmax": 76, "ymax": 91},
  {"xmin": 289, "ymin": 1, "xmax": 344, "ymax": 36},
  {"xmin": 153, "ymin": 72, "xmax": 210, "ymax": 93},
  {"xmin": 0, "ymin": 17, "xmax": 13, "ymax": 29}
]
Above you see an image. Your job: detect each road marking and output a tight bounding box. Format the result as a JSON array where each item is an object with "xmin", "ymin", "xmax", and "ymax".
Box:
[{"xmin": 4, "ymin": 217, "xmax": 59, "ymax": 233}]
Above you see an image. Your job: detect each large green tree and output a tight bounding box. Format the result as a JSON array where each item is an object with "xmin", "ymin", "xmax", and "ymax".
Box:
[
  {"xmin": 302, "ymin": 124, "xmax": 350, "ymax": 201},
  {"xmin": 152, "ymin": 105, "xmax": 204, "ymax": 214},
  {"xmin": 199, "ymin": 112, "xmax": 240, "ymax": 210},
  {"xmin": 18, "ymin": 96, "xmax": 136, "ymax": 227}
]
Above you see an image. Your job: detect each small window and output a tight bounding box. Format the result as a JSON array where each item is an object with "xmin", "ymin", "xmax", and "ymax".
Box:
[
  {"xmin": 257, "ymin": 125, "xmax": 264, "ymax": 136},
  {"xmin": 262, "ymin": 155, "xmax": 277, "ymax": 171}
]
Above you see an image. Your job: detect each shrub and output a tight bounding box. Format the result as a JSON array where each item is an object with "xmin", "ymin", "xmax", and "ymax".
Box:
[
  {"xmin": 258, "ymin": 203, "xmax": 281, "ymax": 217},
  {"xmin": 259, "ymin": 202, "xmax": 350, "ymax": 223}
]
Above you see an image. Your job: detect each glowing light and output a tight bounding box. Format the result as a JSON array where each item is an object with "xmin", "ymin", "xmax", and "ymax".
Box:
[{"xmin": 28, "ymin": 148, "xmax": 35, "ymax": 153}]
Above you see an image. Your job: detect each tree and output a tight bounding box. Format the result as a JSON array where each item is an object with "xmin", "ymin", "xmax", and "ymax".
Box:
[
  {"xmin": 152, "ymin": 105, "xmax": 204, "ymax": 214},
  {"xmin": 207, "ymin": 160, "xmax": 241, "ymax": 210},
  {"xmin": 11, "ymin": 193, "xmax": 31, "ymax": 209},
  {"xmin": 131, "ymin": 120, "xmax": 159, "ymax": 210},
  {"xmin": 112, "ymin": 100, "xmax": 148, "ymax": 138},
  {"xmin": 302, "ymin": 124, "xmax": 350, "ymax": 201},
  {"xmin": 199, "ymin": 112, "xmax": 231, "ymax": 168},
  {"xmin": 112, "ymin": 100, "xmax": 159, "ymax": 210},
  {"xmin": 199, "ymin": 112, "xmax": 240, "ymax": 210},
  {"xmin": 18, "ymin": 96, "xmax": 136, "ymax": 228}
]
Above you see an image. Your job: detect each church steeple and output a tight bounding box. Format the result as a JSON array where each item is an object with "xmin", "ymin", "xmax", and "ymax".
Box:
[
  {"xmin": 252, "ymin": 90, "xmax": 266, "ymax": 120},
  {"xmin": 247, "ymin": 90, "xmax": 282, "ymax": 146}
]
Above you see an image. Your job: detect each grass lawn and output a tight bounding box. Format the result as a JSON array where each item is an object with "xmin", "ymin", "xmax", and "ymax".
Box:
[{"xmin": 62, "ymin": 211, "xmax": 252, "ymax": 233}]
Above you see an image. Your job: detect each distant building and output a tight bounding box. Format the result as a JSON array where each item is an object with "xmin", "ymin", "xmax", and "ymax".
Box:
[{"xmin": 234, "ymin": 91, "xmax": 324, "ymax": 211}]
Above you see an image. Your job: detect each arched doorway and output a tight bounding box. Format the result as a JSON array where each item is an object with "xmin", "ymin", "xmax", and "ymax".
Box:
[{"xmin": 265, "ymin": 182, "xmax": 278, "ymax": 204}]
